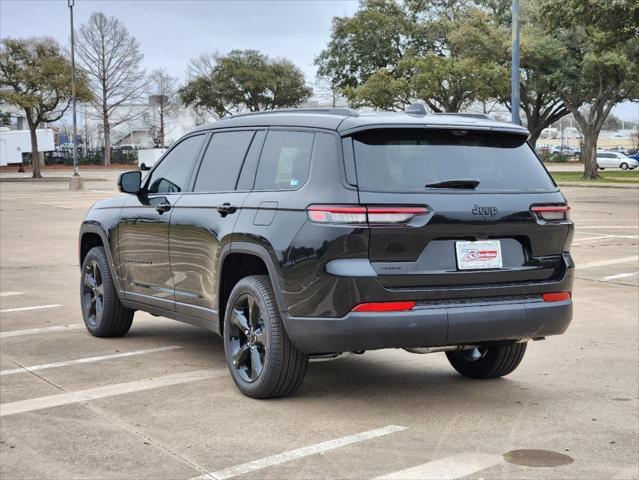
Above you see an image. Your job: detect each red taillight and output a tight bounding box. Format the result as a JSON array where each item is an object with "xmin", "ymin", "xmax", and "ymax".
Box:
[
  {"xmin": 531, "ymin": 205, "xmax": 571, "ymax": 222},
  {"xmin": 307, "ymin": 205, "xmax": 428, "ymax": 224},
  {"xmin": 352, "ymin": 301, "xmax": 416, "ymax": 312},
  {"xmin": 307, "ymin": 205, "xmax": 367, "ymax": 224},
  {"xmin": 367, "ymin": 206, "xmax": 428, "ymax": 224},
  {"xmin": 542, "ymin": 292, "xmax": 571, "ymax": 302}
]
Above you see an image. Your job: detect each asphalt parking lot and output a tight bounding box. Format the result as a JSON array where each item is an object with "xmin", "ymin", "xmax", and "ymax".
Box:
[{"xmin": 1, "ymin": 172, "xmax": 637, "ymax": 480}]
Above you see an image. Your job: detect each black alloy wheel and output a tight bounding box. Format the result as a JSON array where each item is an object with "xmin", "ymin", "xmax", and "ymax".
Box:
[
  {"xmin": 223, "ymin": 275, "xmax": 308, "ymax": 398},
  {"xmin": 82, "ymin": 259, "xmax": 105, "ymax": 328},
  {"xmin": 228, "ymin": 293, "xmax": 268, "ymax": 383},
  {"xmin": 80, "ymin": 246, "xmax": 134, "ymax": 337}
]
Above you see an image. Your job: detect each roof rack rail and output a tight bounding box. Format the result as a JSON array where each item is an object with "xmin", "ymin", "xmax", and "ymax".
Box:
[
  {"xmin": 231, "ymin": 107, "xmax": 358, "ymax": 118},
  {"xmin": 434, "ymin": 112, "xmax": 491, "ymax": 120}
]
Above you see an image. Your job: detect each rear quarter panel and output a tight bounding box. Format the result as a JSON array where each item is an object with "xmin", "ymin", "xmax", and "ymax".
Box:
[{"xmin": 232, "ymin": 130, "xmax": 362, "ymax": 317}]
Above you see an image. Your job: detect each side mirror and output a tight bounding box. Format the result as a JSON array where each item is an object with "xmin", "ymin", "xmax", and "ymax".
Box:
[{"xmin": 118, "ymin": 171, "xmax": 142, "ymax": 194}]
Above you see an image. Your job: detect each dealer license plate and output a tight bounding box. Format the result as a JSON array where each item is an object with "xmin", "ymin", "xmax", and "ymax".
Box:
[{"xmin": 455, "ymin": 240, "xmax": 503, "ymax": 270}]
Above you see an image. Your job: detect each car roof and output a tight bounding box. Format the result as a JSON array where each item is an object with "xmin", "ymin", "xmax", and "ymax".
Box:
[{"xmin": 191, "ymin": 108, "xmax": 530, "ymax": 137}]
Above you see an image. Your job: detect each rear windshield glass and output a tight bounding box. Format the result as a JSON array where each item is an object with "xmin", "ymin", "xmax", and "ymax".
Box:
[{"xmin": 351, "ymin": 129, "xmax": 555, "ymax": 192}]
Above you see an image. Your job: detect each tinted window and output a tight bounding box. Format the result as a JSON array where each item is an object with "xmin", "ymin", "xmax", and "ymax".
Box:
[
  {"xmin": 254, "ymin": 131, "xmax": 314, "ymax": 190},
  {"xmin": 194, "ymin": 131, "xmax": 254, "ymax": 192},
  {"xmin": 598, "ymin": 153, "xmax": 614, "ymax": 158},
  {"xmin": 147, "ymin": 135, "xmax": 205, "ymax": 193},
  {"xmin": 352, "ymin": 129, "xmax": 555, "ymax": 192},
  {"xmin": 237, "ymin": 130, "xmax": 266, "ymax": 190}
]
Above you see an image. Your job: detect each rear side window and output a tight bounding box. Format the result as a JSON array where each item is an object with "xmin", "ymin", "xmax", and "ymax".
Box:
[
  {"xmin": 194, "ymin": 131, "xmax": 254, "ymax": 192},
  {"xmin": 254, "ymin": 131, "xmax": 314, "ymax": 190},
  {"xmin": 147, "ymin": 134, "xmax": 205, "ymax": 193},
  {"xmin": 351, "ymin": 129, "xmax": 555, "ymax": 192}
]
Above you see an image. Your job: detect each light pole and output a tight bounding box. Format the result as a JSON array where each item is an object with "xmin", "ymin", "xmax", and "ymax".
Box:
[
  {"xmin": 68, "ymin": 0, "xmax": 83, "ymax": 189},
  {"xmin": 511, "ymin": 0, "xmax": 520, "ymax": 125}
]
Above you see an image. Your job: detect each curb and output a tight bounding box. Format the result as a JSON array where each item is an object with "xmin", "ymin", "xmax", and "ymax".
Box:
[
  {"xmin": 0, "ymin": 177, "xmax": 108, "ymax": 183},
  {"xmin": 556, "ymin": 181, "xmax": 639, "ymax": 189}
]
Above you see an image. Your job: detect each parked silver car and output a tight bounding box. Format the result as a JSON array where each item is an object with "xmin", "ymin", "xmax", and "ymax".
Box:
[{"xmin": 596, "ymin": 151, "xmax": 638, "ymax": 170}]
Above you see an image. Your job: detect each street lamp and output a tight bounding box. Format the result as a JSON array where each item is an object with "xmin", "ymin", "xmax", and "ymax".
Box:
[
  {"xmin": 511, "ymin": 0, "xmax": 521, "ymax": 125},
  {"xmin": 68, "ymin": 0, "xmax": 82, "ymax": 189}
]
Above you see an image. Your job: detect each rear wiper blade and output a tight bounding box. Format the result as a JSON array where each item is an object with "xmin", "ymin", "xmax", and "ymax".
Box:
[{"xmin": 425, "ymin": 179, "xmax": 480, "ymax": 189}]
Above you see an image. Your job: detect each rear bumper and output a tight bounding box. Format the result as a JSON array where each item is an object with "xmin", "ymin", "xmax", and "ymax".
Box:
[{"xmin": 283, "ymin": 298, "xmax": 572, "ymax": 354}]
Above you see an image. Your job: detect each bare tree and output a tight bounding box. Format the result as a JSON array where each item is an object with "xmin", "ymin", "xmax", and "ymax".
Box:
[
  {"xmin": 147, "ymin": 69, "xmax": 178, "ymax": 148},
  {"xmin": 311, "ymin": 77, "xmax": 346, "ymax": 108},
  {"xmin": 76, "ymin": 12, "xmax": 146, "ymax": 166},
  {"xmin": 186, "ymin": 52, "xmax": 218, "ymax": 79}
]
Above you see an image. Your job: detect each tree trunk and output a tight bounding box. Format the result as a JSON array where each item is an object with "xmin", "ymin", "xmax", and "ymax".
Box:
[
  {"xmin": 103, "ymin": 122, "xmax": 111, "ymax": 167},
  {"xmin": 159, "ymin": 102, "xmax": 165, "ymax": 148},
  {"xmin": 527, "ymin": 130, "xmax": 541, "ymax": 151},
  {"xmin": 28, "ymin": 126, "xmax": 42, "ymax": 179},
  {"xmin": 581, "ymin": 129, "xmax": 598, "ymax": 179}
]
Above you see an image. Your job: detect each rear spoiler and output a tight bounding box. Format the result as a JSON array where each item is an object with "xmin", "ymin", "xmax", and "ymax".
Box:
[{"xmin": 339, "ymin": 123, "xmax": 530, "ymax": 138}]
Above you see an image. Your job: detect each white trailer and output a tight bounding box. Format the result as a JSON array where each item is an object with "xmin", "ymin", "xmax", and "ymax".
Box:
[
  {"xmin": 0, "ymin": 129, "xmax": 55, "ymax": 166},
  {"xmin": 138, "ymin": 148, "xmax": 167, "ymax": 170}
]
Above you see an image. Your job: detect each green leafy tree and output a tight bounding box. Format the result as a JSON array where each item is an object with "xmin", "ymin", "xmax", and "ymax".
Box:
[
  {"xmin": 316, "ymin": 0, "xmax": 415, "ymax": 92},
  {"xmin": 443, "ymin": 2, "xmax": 571, "ymax": 148},
  {"xmin": 540, "ymin": 0, "xmax": 639, "ymax": 178},
  {"xmin": 316, "ymin": 0, "xmax": 507, "ymax": 113},
  {"xmin": 180, "ymin": 50, "xmax": 312, "ymax": 117},
  {"xmin": 0, "ymin": 38, "xmax": 92, "ymax": 178},
  {"xmin": 602, "ymin": 113, "xmax": 623, "ymax": 131}
]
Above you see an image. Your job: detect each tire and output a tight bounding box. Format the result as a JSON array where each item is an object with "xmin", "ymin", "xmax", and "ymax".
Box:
[
  {"xmin": 599, "ymin": 167, "xmax": 605, "ymax": 170},
  {"xmin": 223, "ymin": 275, "xmax": 308, "ymax": 398},
  {"xmin": 80, "ymin": 246, "xmax": 134, "ymax": 337},
  {"xmin": 620, "ymin": 162, "xmax": 629, "ymax": 170},
  {"xmin": 140, "ymin": 163, "xmax": 147, "ymax": 170},
  {"xmin": 446, "ymin": 343, "xmax": 527, "ymax": 379}
]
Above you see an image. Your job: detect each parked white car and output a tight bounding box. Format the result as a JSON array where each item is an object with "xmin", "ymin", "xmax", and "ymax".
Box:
[{"xmin": 596, "ymin": 151, "xmax": 638, "ymax": 170}]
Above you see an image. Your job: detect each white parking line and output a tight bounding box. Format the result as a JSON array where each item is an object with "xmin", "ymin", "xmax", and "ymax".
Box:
[
  {"xmin": 575, "ymin": 232, "xmax": 639, "ymax": 240},
  {"xmin": 578, "ymin": 256, "xmax": 639, "ymax": 270},
  {"xmin": 572, "ymin": 235, "xmax": 612, "ymax": 245},
  {"xmin": 601, "ymin": 271, "xmax": 639, "ymax": 282},
  {"xmin": 192, "ymin": 425, "xmax": 408, "ymax": 480},
  {"xmin": 0, "ymin": 346, "xmax": 183, "ymax": 376},
  {"xmin": 0, "ymin": 368, "xmax": 225, "ymax": 417},
  {"xmin": 0, "ymin": 304, "xmax": 63, "ymax": 313},
  {"xmin": 0, "ymin": 291, "xmax": 24, "ymax": 297},
  {"xmin": 577, "ymin": 226, "xmax": 639, "ymax": 230},
  {"xmin": 374, "ymin": 452, "xmax": 503, "ymax": 480},
  {"xmin": 0, "ymin": 324, "xmax": 84, "ymax": 338}
]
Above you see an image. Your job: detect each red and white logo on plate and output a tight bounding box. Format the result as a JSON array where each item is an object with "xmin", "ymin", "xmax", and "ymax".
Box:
[{"xmin": 455, "ymin": 240, "xmax": 503, "ymax": 270}]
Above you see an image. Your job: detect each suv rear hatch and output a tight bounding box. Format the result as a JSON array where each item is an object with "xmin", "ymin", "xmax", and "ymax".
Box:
[{"xmin": 346, "ymin": 127, "xmax": 573, "ymax": 289}]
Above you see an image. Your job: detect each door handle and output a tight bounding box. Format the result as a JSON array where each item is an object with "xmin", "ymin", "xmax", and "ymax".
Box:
[
  {"xmin": 155, "ymin": 202, "xmax": 172, "ymax": 214},
  {"xmin": 217, "ymin": 203, "xmax": 237, "ymax": 216}
]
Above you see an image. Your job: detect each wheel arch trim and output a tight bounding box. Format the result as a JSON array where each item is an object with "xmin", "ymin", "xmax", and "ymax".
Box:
[
  {"xmin": 79, "ymin": 222, "xmax": 124, "ymax": 297},
  {"xmin": 218, "ymin": 241, "xmax": 287, "ymax": 315}
]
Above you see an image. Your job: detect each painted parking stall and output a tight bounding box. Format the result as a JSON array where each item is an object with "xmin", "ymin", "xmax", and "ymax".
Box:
[{"xmin": 0, "ymin": 177, "xmax": 637, "ymax": 479}]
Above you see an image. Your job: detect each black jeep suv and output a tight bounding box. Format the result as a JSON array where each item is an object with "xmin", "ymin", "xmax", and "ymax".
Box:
[{"xmin": 79, "ymin": 108, "xmax": 574, "ymax": 398}]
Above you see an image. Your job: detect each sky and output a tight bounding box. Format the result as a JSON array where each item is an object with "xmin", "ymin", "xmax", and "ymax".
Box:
[{"xmin": 1, "ymin": 0, "xmax": 637, "ymax": 121}]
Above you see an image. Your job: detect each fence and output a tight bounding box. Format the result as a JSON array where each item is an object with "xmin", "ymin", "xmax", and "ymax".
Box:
[{"xmin": 39, "ymin": 147, "xmax": 138, "ymax": 166}]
